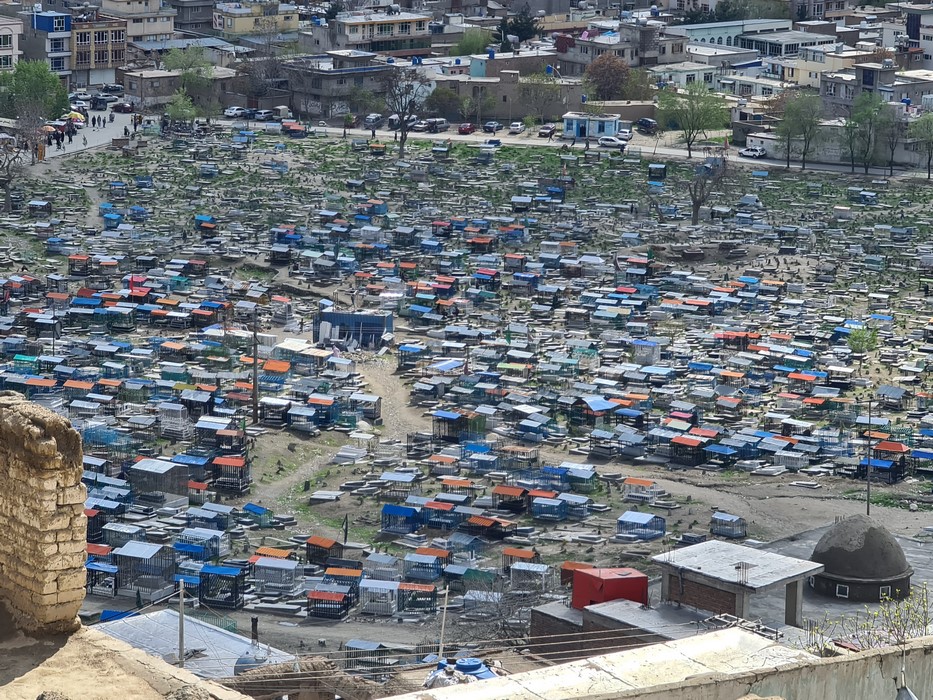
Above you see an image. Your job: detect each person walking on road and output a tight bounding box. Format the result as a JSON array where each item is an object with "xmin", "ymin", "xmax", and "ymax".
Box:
[{"xmin": 82, "ymin": 135, "xmax": 87, "ymax": 147}]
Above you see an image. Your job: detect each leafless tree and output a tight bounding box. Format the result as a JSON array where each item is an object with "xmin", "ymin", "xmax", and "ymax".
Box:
[
  {"xmin": 0, "ymin": 141, "xmax": 24, "ymax": 212},
  {"xmin": 382, "ymin": 67, "xmax": 430, "ymax": 159}
]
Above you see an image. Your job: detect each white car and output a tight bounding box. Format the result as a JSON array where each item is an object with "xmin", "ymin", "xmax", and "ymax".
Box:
[
  {"xmin": 617, "ymin": 128, "xmax": 633, "ymax": 141},
  {"xmin": 70, "ymin": 100, "xmax": 88, "ymax": 110},
  {"xmin": 598, "ymin": 136, "xmax": 627, "ymax": 148},
  {"xmin": 69, "ymin": 91, "xmax": 92, "ymax": 101},
  {"xmin": 224, "ymin": 106, "xmax": 248, "ymax": 118},
  {"xmin": 739, "ymin": 146, "xmax": 767, "ymax": 158},
  {"xmin": 509, "ymin": 121, "xmax": 526, "ymax": 134},
  {"xmin": 96, "ymin": 93, "xmax": 119, "ymax": 103}
]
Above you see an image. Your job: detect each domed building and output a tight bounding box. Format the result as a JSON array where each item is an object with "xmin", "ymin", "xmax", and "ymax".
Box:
[{"xmin": 809, "ymin": 514, "xmax": 912, "ymax": 602}]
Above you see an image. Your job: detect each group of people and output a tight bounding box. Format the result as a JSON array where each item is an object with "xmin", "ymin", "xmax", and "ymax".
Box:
[{"xmin": 88, "ymin": 113, "xmax": 114, "ymax": 129}]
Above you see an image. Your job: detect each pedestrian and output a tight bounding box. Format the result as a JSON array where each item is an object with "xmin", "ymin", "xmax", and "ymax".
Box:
[
  {"xmin": 82, "ymin": 135, "xmax": 87, "ymax": 147},
  {"xmin": 571, "ymin": 137, "xmax": 576, "ymax": 147},
  {"xmin": 547, "ymin": 131, "xmax": 553, "ymax": 142},
  {"xmin": 67, "ymin": 131, "xmax": 73, "ymax": 144},
  {"xmin": 584, "ymin": 137, "xmax": 590, "ymax": 151},
  {"xmin": 109, "ymin": 112, "xmax": 114, "ymax": 123},
  {"xmin": 124, "ymin": 125, "xmax": 129, "ymax": 137}
]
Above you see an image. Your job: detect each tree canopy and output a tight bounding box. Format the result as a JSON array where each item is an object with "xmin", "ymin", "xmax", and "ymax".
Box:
[
  {"xmin": 657, "ymin": 82, "xmax": 727, "ymax": 157},
  {"xmin": 0, "ymin": 61, "xmax": 69, "ymax": 136},
  {"xmin": 909, "ymin": 113, "xmax": 933, "ymax": 179},
  {"xmin": 423, "ymin": 86, "xmax": 462, "ymax": 118},
  {"xmin": 775, "ymin": 92, "xmax": 823, "ymax": 169},
  {"xmin": 165, "ymin": 89, "xmax": 197, "ymax": 123},
  {"xmin": 452, "ymin": 28, "xmax": 491, "ymax": 56},
  {"xmin": 518, "ymin": 72, "xmax": 560, "ymax": 123},
  {"xmin": 382, "ymin": 67, "xmax": 431, "ymax": 157},
  {"xmin": 163, "ymin": 46, "xmax": 212, "ymax": 99},
  {"xmin": 584, "ymin": 53, "xmax": 630, "ymax": 101}
]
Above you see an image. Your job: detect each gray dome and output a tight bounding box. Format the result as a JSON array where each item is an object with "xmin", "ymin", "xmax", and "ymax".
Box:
[{"xmin": 811, "ymin": 515, "xmax": 912, "ymax": 583}]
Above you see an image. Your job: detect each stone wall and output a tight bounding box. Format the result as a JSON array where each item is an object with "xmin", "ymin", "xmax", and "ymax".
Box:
[
  {"xmin": 0, "ymin": 393, "xmax": 86, "ymax": 635},
  {"xmin": 664, "ymin": 574, "xmax": 737, "ymax": 616}
]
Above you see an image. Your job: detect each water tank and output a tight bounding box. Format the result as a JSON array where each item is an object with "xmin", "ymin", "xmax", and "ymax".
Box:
[
  {"xmin": 650, "ymin": 4, "xmax": 659, "ymax": 15},
  {"xmin": 882, "ymin": 58, "xmax": 894, "ymax": 68},
  {"xmin": 545, "ymin": 64, "xmax": 553, "ymax": 74},
  {"xmin": 488, "ymin": 49, "xmax": 495, "ymax": 59},
  {"xmin": 387, "ymin": 57, "xmax": 395, "ymax": 63},
  {"xmin": 452, "ymin": 658, "xmax": 497, "ymax": 680},
  {"xmin": 455, "ymin": 58, "xmax": 461, "ymax": 65},
  {"xmin": 312, "ymin": 17, "xmax": 320, "ymax": 25}
]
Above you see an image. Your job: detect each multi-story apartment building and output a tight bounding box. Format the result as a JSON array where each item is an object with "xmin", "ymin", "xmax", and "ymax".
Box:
[
  {"xmin": 796, "ymin": 43, "xmax": 877, "ymax": 88},
  {"xmin": 820, "ymin": 59, "xmax": 933, "ymax": 113},
  {"xmin": 299, "ymin": 9, "xmax": 432, "ymax": 57},
  {"xmin": 165, "ymin": 0, "xmax": 214, "ymax": 33},
  {"xmin": 557, "ymin": 19, "xmax": 687, "ymax": 76},
  {"xmin": 665, "ymin": 18, "xmax": 790, "ymax": 47},
  {"xmin": 100, "ymin": 0, "xmax": 174, "ymax": 43},
  {"xmin": 0, "ymin": 16, "xmax": 23, "ymax": 71},
  {"xmin": 211, "ymin": 1, "xmax": 298, "ymax": 40},
  {"xmin": 70, "ymin": 6, "xmax": 125, "ymax": 87},
  {"xmin": 17, "ymin": 10, "xmax": 72, "ymax": 82},
  {"xmin": 282, "ymin": 49, "xmax": 391, "ymax": 117}
]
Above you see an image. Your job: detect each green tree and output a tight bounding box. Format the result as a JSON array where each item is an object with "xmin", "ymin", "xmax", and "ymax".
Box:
[
  {"xmin": 424, "ymin": 86, "xmax": 462, "ymax": 118},
  {"xmin": 452, "ymin": 28, "xmax": 491, "ymax": 56},
  {"xmin": 518, "ymin": 72, "xmax": 560, "ymax": 123},
  {"xmin": 622, "ymin": 69, "xmax": 656, "ymax": 101},
  {"xmin": 879, "ymin": 105, "xmax": 904, "ymax": 176},
  {"xmin": 657, "ymin": 81, "xmax": 727, "ymax": 158},
  {"xmin": 506, "ymin": 6, "xmax": 540, "ymax": 42},
  {"xmin": 0, "ymin": 61, "xmax": 69, "ymax": 142},
  {"xmin": 847, "ymin": 327, "xmax": 879, "ymax": 358},
  {"xmin": 852, "ymin": 91, "xmax": 885, "ymax": 174},
  {"xmin": 324, "ymin": 1, "xmax": 344, "ymax": 20},
  {"xmin": 584, "ymin": 53, "xmax": 630, "ymax": 101},
  {"xmin": 346, "ymin": 85, "xmax": 384, "ymax": 115},
  {"xmin": 776, "ymin": 92, "xmax": 823, "ymax": 170},
  {"xmin": 163, "ymin": 46, "xmax": 212, "ymax": 100},
  {"xmin": 908, "ymin": 113, "xmax": 933, "ymax": 179},
  {"xmin": 165, "ymin": 89, "xmax": 197, "ymax": 123}
]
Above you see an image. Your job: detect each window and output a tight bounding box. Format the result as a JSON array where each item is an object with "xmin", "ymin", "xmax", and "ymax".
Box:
[
  {"xmin": 726, "ymin": 36, "xmax": 732, "ymax": 46},
  {"xmin": 703, "ymin": 72, "xmax": 713, "ymax": 82},
  {"xmin": 836, "ymin": 585, "xmax": 849, "ymax": 598},
  {"xmin": 348, "ymin": 25, "xmax": 358, "ymax": 33},
  {"xmin": 50, "ymin": 39, "xmax": 65, "ymax": 52},
  {"xmin": 133, "ymin": 18, "xmax": 143, "ymax": 23},
  {"xmin": 717, "ymin": 37, "xmax": 722, "ymax": 44},
  {"xmin": 226, "ymin": 18, "xmax": 232, "ymax": 27},
  {"xmin": 880, "ymin": 586, "xmax": 891, "ymax": 599},
  {"xmin": 0, "ymin": 35, "xmax": 10, "ymax": 50},
  {"xmin": 95, "ymin": 30, "xmax": 108, "ymax": 43},
  {"xmin": 95, "ymin": 49, "xmax": 109, "ymax": 63},
  {"xmin": 0, "ymin": 55, "xmax": 10, "ymax": 69},
  {"xmin": 377, "ymin": 23, "xmax": 392, "ymax": 35},
  {"xmin": 824, "ymin": 82, "xmax": 836, "ymax": 96},
  {"xmin": 76, "ymin": 50, "xmax": 90, "ymax": 65},
  {"xmin": 112, "ymin": 48, "xmax": 124, "ymax": 61},
  {"xmin": 50, "ymin": 57, "xmax": 65, "ymax": 71},
  {"xmin": 399, "ymin": 22, "xmax": 411, "ymax": 34},
  {"xmin": 112, "ymin": 30, "xmax": 125, "ymax": 42},
  {"xmin": 685, "ymin": 74, "xmax": 695, "ymax": 83},
  {"xmin": 416, "ymin": 20, "xmax": 426, "ymax": 31},
  {"xmin": 863, "ymin": 68, "xmax": 875, "ymax": 86},
  {"xmin": 53, "ymin": 17, "xmax": 65, "ymax": 31},
  {"xmin": 284, "ymin": 15, "xmax": 291, "ymax": 20},
  {"xmin": 76, "ymin": 31, "xmax": 90, "ymax": 45}
]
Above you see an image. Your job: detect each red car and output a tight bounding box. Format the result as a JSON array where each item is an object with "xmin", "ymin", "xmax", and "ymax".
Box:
[
  {"xmin": 111, "ymin": 102, "xmax": 135, "ymax": 113},
  {"xmin": 458, "ymin": 122, "xmax": 475, "ymax": 135}
]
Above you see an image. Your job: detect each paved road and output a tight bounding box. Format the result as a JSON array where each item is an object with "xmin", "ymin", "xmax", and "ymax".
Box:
[{"xmin": 39, "ymin": 110, "xmax": 137, "ymax": 162}]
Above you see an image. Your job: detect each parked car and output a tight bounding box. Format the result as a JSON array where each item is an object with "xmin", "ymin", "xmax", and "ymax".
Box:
[
  {"xmin": 617, "ymin": 128, "xmax": 633, "ymax": 141},
  {"xmin": 58, "ymin": 115, "xmax": 85, "ymax": 128},
  {"xmin": 538, "ymin": 123, "xmax": 557, "ymax": 137},
  {"xmin": 70, "ymin": 100, "xmax": 88, "ymax": 110},
  {"xmin": 458, "ymin": 122, "xmax": 475, "ymax": 135},
  {"xmin": 635, "ymin": 117, "xmax": 657, "ymax": 134},
  {"xmin": 483, "ymin": 121, "xmax": 502, "ymax": 133},
  {"xmin": 69, "ymin": 91, "xmax": 92, "ymax": 102},
  {"xmin": 411, "ymin": 120, "xmax": 430, "ymax": 132},
  {"xmin": 508, "ymin": 121, "xmax": 526, "ymax": 134},
  {"xmin": 598, "ymin": 136, "xmax": 627, "ymax": 148},
  {"xmin": 111, "ymin": 102, "xmax": 135, "ymax": 113},
  {"xmin": 387, "ymin": 114, "xmax": 418, "ymax": 130},
  {"xmin": 95, "ymin": 93, "xmax": 119, "ymax": 103},
  {"xmin": 254, "ymin": 109, "xmax": 275, "ymax": 121},
  {"xmin": 101, "ymin": 83, "xmax": 124, "ymax": 95},
  {"xmin": 224, "ymin": 106, "xmax": 248, "ymax": 118},
  {"xmin": 364, "ymin": 113, "xmax": 384, "ymax": 128},
  {"xmin": 739, "ymin": 146, "xmax": 767, "ymax": 158}
]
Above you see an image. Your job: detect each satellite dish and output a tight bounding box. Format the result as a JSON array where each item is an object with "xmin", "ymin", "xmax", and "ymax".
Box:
[{"xmin": 33, "ymin": 3, "xmax": 42, "ymax": 12}]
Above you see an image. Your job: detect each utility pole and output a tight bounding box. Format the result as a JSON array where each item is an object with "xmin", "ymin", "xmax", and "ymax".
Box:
[
  {"xmin": 252, "ymin": 306, "xmax": 259, "ymax": 425},
  {"xmin": 437, "ymin": 587, "xmax": 450, "ymax": 662},
  {"xmin": 866, "ymin": 399, "xmax": 872, "ymax": 516},
  {"xmin": 178, "ymin": 580, "xmax": 185, "ymax": 669}
]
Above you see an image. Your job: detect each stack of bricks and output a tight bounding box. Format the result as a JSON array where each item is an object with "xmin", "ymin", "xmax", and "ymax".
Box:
[{"xmin": 0, "ymin": 393, "xmax": 86, "ymax": 635}]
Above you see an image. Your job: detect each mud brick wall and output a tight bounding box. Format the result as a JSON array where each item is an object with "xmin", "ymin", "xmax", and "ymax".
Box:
[{"xmin": 0, "ymin": 393, "xmax": 86, "ymax": 634}]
